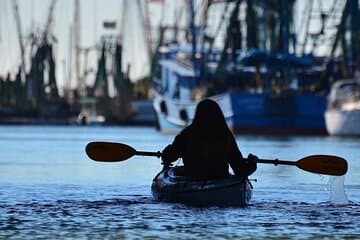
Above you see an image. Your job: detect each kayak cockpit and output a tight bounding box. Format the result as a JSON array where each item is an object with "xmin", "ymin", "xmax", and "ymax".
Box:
[{"xmin": 151, "ymin": 166, "xmax": 252, "ymax": 207}]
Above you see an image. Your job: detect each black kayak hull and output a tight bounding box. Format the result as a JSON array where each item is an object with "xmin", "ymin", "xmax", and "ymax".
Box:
[{"xmin": 151, "ymin": 167, "xmax": 252, "ymax": 206}]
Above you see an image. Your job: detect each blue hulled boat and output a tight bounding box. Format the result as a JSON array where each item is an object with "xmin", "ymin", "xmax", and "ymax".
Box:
[
  {"xmin": 152, "ymin": 1, "xmax": 328, "ymax": 135},
  {"xmin": 153, "ymin": 46, "xmax": 327, "ymax": 135}
]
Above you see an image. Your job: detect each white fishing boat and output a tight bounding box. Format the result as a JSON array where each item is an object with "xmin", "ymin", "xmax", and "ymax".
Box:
[
  {"xmin": 325, "ymin": 79, "xmax": 360, "ymax": 136},
  {"xmin": 75, "ymin": 111, "xmax": 106, "ymax": 126}
]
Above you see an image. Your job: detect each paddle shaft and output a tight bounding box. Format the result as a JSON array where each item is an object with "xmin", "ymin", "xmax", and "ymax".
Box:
[
  {"xmin": 136, "ymin": 151, "xmax": 162, "ymax": 158},
  {"xmin": 135, "ymin": 150, "xmax": 295, "ymax": 166},
  {"xmin": 257, "ymin": 159, "xmax": 296, "ymax": 166}
]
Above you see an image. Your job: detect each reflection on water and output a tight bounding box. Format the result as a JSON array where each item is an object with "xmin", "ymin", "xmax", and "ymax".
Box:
[{"xmin": 0, "ymin": 126, "xmax": 359, "ymax": 238}]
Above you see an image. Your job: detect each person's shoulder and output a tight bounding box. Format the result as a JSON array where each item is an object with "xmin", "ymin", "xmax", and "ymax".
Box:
[
  {"xmin": 175, "ymin": 125, "xmax": 196, "ymax": 140},
  {"xmin": 172, "ymin": 126, "xmax": 191, "ymax": 146},
  {"xmin": 178, "ymin": 125, "xmax": 192, "ymax": 137}
]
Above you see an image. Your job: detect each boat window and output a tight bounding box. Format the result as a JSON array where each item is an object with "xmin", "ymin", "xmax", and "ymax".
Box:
[
  {"xmin": 330, "ymin": 82, "xmax": 360, "ymax": 108},
  {"xmin": 167, "ymin": 70, "xmax": 179, "ymax": 99},
  {"xmin": 338, "ymin": 84, "xmax": 360, "ymax": 100},
  {"xmin": 161, "ymin": 68, "xmax": 169, "ymax": 94}
]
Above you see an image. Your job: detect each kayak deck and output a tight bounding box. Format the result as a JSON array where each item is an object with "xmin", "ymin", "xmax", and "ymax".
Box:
[{"xmin": 151, "ymin": 166, "xmax": 253, "ymax": 206}]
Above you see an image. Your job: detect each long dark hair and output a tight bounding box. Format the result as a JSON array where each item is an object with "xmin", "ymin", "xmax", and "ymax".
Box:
[{"xmin": 191, "ymin": 99, "xmax": 231, "ymax": 138}]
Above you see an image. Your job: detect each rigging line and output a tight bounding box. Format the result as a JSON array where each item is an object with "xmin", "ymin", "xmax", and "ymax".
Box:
[
  {"xmin": 197, "ymin": 0, "xmax": 209, "ymax": 47},
  {"xmin": 321, "ymin": 0, "xmax": 340, "ymax": 36},
  {"xmin": 5, "ymin": 0, "xmax": 15, "ymax": 72},
  {"xmin": 173, "ymin": 1, "xmax": 186, "ymax": 40},
  {"xmin": 31, "ymin": 0, "xmax": 34, "ymax": 32},
  {"xmin": 317, "ymin": 0, "xmax": 323, "ymax": 14},
  {"xmin": 42, "ymin": 0, "xmax": 58, "ymax": 42},
  {"xmin": 120, "ymin": 0, "xmax": 128, "ymax": 43},
  {"xmin": 136, "ymin": 0, "xmax": 152, "ymax": 63},
  {"xmin": 212, "ymin": 1, "xmax": 230, "ymax": 44},
  {"xmin": 315, "ymin": 0, "xmax": 343, "ymax": 49},
  {"xmin": 297, "ymin": 0, "xmax": 308, "ymax": 39},
  {"xmin": 0, "ymin": 1, "xmax": 5, "ymax": 73},
  {"xmin": 159, "ymin": 0, "xmax": 166, "ymax": 26},
  {"xmin": 93, "ymin": 0, "xmax": 97, "ymax": 43},
  {"xmin": 301, "ymin": 0, "xmax": 314, "ymax": 54},
  {"xmin": 298, "ymin": 0, "xmax": 312, "ymax": 46},
  {"xmin": 194, "ymin": 0, "xmax": 203, "ymax": 19},
  {"xmin": 326, "ymin": 0, "xmax": 342, "ymax": 27},
  {"xmin": 175, "ymin": 2, "xmax": 186, "ymax": 26},
  {"xmin": 0, "ymin": 0, "xmax": 2, "ymax": 44}
]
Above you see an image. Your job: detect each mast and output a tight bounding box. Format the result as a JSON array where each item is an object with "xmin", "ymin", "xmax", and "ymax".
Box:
[
  {"xmin": 350, "ymin": 0, "xmax": 359, "ymax": 74},
  {"xmin": 11, "ymin": 0, "xmax": 26, "ymax": 81},
  {"xmin": 329, "ymin": 0, "xmax": 357, "ymax": 76},
  {"xmin": 74, "ymin": 0, "xmax": 82, "ymax": 95},
  {"xmin": 137, "ymin": 0, "xmax": 153, "ymax": 63},
  {"xmin": 198, "ymin": 0, "xmax": 209, "ymax": 48},
  {"xmin": 279, "ymin": 0, "xmax": 289, "ymax": 54},
  {"xmin": 188, "ymin": 0, "xmax": 197, "ymax": 74},
  {"xmin": 67, "ymin": 24, "xmax": 73, "ymax": 100},
  {"xmin": 214, "ymin": 0, "xmax": 241, "ymax": 79},
  {"xmin": 301, "ymin": 0, "xmax": 313, "ymax": 54},
  {"xmin": 42, "ymin": 0, "xmax": 57, "ymax": 43},
  {"xmin": 246, "ymin": 0, "xmax": 258, "ymax": 49},
  {"xmin": 120, "ymin": 0, "xmax": 128, "ymax": 44}
]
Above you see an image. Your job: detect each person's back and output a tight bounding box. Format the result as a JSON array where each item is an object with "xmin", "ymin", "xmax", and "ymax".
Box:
[
  {"xmin": 162, "ymin": 99, "xmax": 256, "ymax": 179},
  {"xmin": 171, "ymin": 126, "xmax": 232, "ymax": 178}
]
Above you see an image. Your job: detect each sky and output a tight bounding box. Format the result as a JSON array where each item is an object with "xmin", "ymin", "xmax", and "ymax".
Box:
[
  {"xmin": 0, "ymin": 0, "xmax": 166, "ymax": 92},
  {"xmin": 0, "ymin": 0, "xmax": 345, "ymax": 93}
]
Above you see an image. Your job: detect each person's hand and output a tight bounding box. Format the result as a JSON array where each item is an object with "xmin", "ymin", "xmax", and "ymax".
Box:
[
  {"xmin": 247, "ymin": 153, "xmax": 258, "ymax": 165},
  {"xmin": 161, "ymin": 145, "xmax": 172, "ymax": 164}
]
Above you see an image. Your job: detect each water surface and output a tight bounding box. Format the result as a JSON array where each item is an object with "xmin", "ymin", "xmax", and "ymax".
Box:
[{"xmin": 0, "ymin": 126, "xmax": 359, "ymax": 239}]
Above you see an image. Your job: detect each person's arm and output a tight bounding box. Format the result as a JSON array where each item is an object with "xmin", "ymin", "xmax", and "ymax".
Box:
[
  {"xmin": 161, "ymin": 130, "xmax": 186, "ymax": 164},
  {"xmin": 228, "ymin": 135, "xmax": 257, "ymax": 177}
]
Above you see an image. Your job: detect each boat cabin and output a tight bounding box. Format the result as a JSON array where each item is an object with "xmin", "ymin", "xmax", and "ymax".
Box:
[{"xmin": 327, "ymin": 79, "xmax": 360, "ymax": 110}]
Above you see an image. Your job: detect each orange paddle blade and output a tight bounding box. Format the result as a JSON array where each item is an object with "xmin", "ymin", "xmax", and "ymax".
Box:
[
  {"xmin": 297, "ymin": 155, "xmax": 348, "ymax": 176},
  {"xmin": 85, "ymin": 142, "xmax": 136, "ymax": 162}
]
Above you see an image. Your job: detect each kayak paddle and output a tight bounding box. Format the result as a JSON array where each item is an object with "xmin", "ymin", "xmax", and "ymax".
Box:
[
  {"xmin": 86, "ymin": 141, "xmax": 161, "ymax": 162},
  {"xmin": 85, "ymin": 142, "xmax": 348, "ymax": 176}
]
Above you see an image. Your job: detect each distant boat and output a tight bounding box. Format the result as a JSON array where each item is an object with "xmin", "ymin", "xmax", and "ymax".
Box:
[
  {"xmin": 152, "ymin": 45, "xmax": 327, "ymax": 135},
  {"xmin": 152, "ymin": 1, "xmax": 329, "ymax": 135},
  {"xmin": 325, "ymin": 79, "xmax": 360, "ymax": 136},
  {"xmin": 75, "ymin": 112, "xmax": 106, "ymax": 126},
  {"xmin": 70, "ymin": 97, "xmax": 106, "ymax": 126}
]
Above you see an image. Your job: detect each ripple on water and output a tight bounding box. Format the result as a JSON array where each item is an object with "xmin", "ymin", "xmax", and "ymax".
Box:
[{"xmin": 0, "ymin": 195, "xmax": 360, "ymax": 239}]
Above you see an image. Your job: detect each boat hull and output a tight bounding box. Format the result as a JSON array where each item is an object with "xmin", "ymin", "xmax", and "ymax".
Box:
[
  {"xmin": 325, "ymin": 109, "xmax": 360, "ymax": 136},
  {"xmin": 153, "ymin": 92, "xmax": 327, "ymax": 135},
  {"xmin": 151, "ymin": 167, "xmax": 252, "ymax": 206}
]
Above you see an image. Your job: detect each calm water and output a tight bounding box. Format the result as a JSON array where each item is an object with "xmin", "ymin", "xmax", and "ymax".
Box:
[{"xmin": 0, "ymin": 126, "xmax": 359, "ymax": 239}]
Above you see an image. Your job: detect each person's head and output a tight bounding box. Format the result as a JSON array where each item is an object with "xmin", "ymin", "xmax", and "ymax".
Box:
[{"xmin": 192, "ymin": 99, "xmax": 229, "ymax": 134}]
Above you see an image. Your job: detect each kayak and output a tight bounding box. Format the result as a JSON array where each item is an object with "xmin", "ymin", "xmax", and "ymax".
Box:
[{"xmin": 151, "ymin": 166, "xmax": 253, "ymax": 206}]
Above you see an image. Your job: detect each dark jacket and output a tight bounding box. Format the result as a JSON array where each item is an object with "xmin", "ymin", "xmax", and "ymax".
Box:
[{"xmin": 162, "ymin": 99, "xmax": 257, "ymax": 179}]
